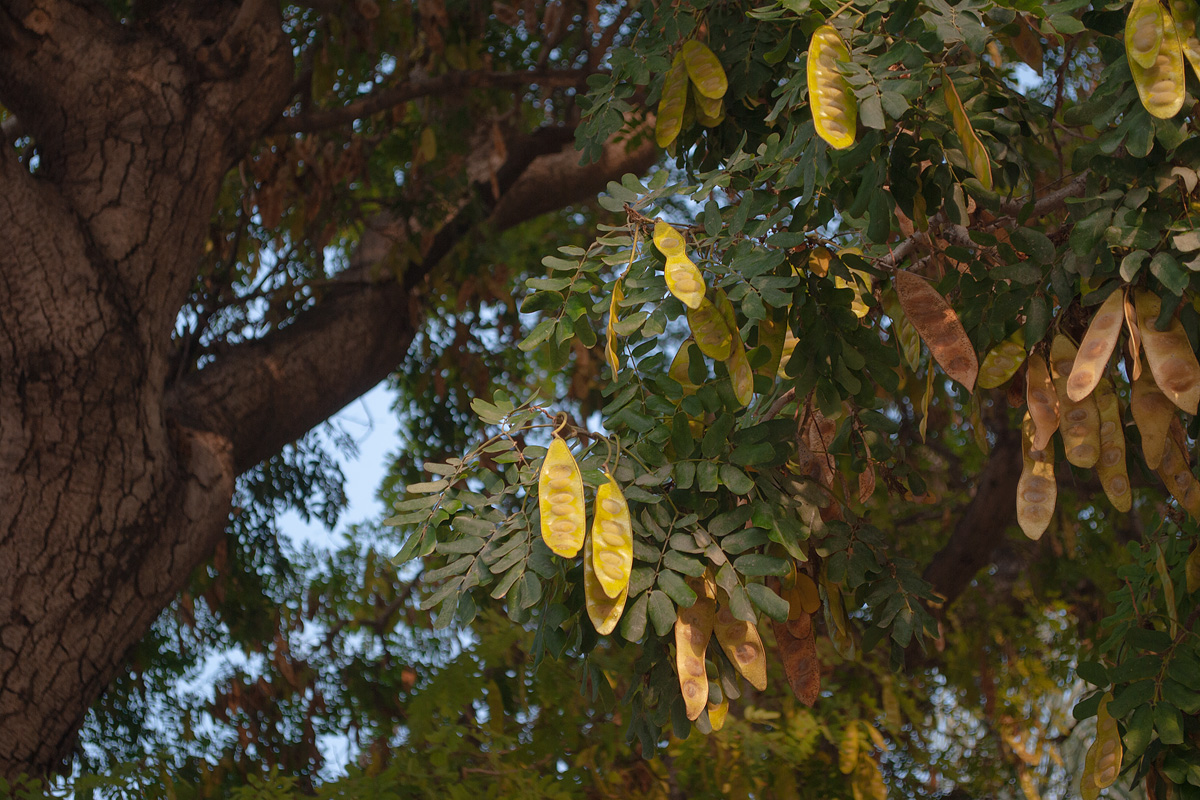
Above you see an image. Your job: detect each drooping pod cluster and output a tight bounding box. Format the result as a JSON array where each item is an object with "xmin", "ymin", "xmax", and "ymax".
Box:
[
  {"xmin": 685, "ymin": 287, "xmax": 754, "ymax": 407},
  {"xmin": 807, "ymin": 25, "xmax": 858, "ymax": 150},
  {"xmin": 653, "ymin": 220, "xmax": 706, "ymax": 310},
  {"xmin": 1126, "ymin": 0, "xmax": 1189, "ymax": 118},
  {"xmin": 1081, "ymin": 693, "xmax": 1123, "ymax": 798},
  {"xmin": 655, "ymin": 40, "xmax": 729, "ymax": 148},
  {"xmin": 977, "ymin": 284, "xmax": 1200, "ymax": 531}
]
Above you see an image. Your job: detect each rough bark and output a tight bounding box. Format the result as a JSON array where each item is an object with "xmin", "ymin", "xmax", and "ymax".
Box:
[{"xmin": 0, "ymin": 2, "xmax": 655, "ymax": 779}]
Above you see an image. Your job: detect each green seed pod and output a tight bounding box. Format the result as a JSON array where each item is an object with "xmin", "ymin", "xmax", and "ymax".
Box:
[
  {"xmin": 807, "ymin": 25, "xmax": 857, "ymax": 150},
  {"xmin": 687, "ymin": 296, "xmax": 734, "ymax": 360},
  {"xmin": 681, "ymin": 40, "xmax": 728, "ymax": 99},
  {"xmin": 978, "ymin": 329, "xmax": 1027, "ymax": 389},
  {"xmin": 1127, "ymin": 0, "xmax": 1165, "ymax": 68},
  {"xmin": 1067, "ymin": 291, "xmax": 1124, "ymax": 402},
  {"xmin": 1131, "ymin": 10, "xmax": 1186, "ymax": 118},
  {"xmin": 691, "ymin": 82, "xmax": 725, "ymax": 127},
  {"xmin": 656, "ymin": 54, "xmax": 689, "ymax": 148},
  {"xmin": 537, "ymin": 436, "xmax": 586, "ymax": 557}
]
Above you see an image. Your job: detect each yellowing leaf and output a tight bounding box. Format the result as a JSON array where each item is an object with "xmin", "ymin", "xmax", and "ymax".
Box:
[
  {"xmin": 808, "ymin": 25, "xmax": 857, "ymax": 150},
  {"xmin": 942, "ymin": 70, "xmax": 993, "ymax": 190},
  {"xmin": 538, "ymin": 436, "xmax": 585, "ymax": 557},
  {"xmin": 894, "ymin": 270, "xmax": 979, "ymax": 390}
]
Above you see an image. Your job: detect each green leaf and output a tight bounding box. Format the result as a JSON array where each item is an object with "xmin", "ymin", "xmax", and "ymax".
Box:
[
  {"xmin": 519, "ymin": 318, "xmax": 557, "ymax": 351},
  {"xmin": 657, "ymin": 569, "xmax": 698, "ymax": 608},
  {"xmin": 733, "ymin": 553, "xmax": 790, "ymax": 576},
  {"xmin": 620, "ymin": 592, "xmax": 649, "ymax": 642},
  {"xmin": 745, "ymin": 582, "xmax": 789, "ymax": 622},
  {"xmin": 647, "ymin": 590, "xmax": 677, "ymax": 637},
  {"xmin": 1155, "ymin": 700, "xmax": 1185, "ymax": 745},
  {"xmin": 719, "ymin": 464, "xmax": 755, "ymax": 495}
]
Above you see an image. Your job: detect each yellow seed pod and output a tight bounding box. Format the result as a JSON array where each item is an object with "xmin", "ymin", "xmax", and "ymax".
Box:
[
  {"xmin": 669, "ymin": 340, "xmax": 699, "ymax": 394},
  {"xmin": 1131, "ymin": 360, "xmax": 1175, "ymax": 469},
  {"xmin": 675, "ymin": 584, "xmax": 715, "ymax": 720},
  {"xmin": 1026, "ymin": 352, "xmax": 1059, "ymax": 450},
  {"xmin": 712, "ymin": 601, "xmax": 768, "ymax": 691},
  {"xmin": 727, "ymin": 335, "xmax": 754, "ymax": 407},
  {"xmin": 1127, "ymin": 0, "xmax": 1165, "ymax": 68},
  {"xmin": 656, "ymin": 54, "xmax": 689, "ymax": 148},
  {"xmin": 691, "ymin": 82, "xmax": 726, "ymax": 127},
  {"xmin": 808, "ymin": 246, "xmax": 833, "ymax": 277},
  {"xmin": 681, "ymin": 40, "xmax": 728, "ymax": 99},
  {"xmin": 605, "ymin": 241, "xmax": 632, "ymax": 376},
  {"xmin": 1017, "ymin": 412, "xmax": 1057, "ymax": 540},
  {"xmin": 778, "ymin": 328, "xmax": 800, "ymax": 378},
  {"xmin": 583, "ymin": 529, "xmax": 627, "ymax": 634},
  {"xmin": 808, "ymin": 25, "xmax": 858, "ymax": 150},
  {"xmin": 978, "ymin": 329, "xmax": 1028, "ymax": 389},
  {"xmin": 1131, "ymin": 9, "xmax": 1186, "ymax": 118},
  {"xmin": 756, "ymin": 310, "xmax": 787, "ymax": 379},
  {"xmin": 886, "ymin": 299, "xmax": 922, "ymax": 374},
  {"xmin": 1156, "ymin": 419, "xmax": 1200, "ymax": 518},
  {"xmin": 537, "ymin": 436, "xmax": 586, "ymax": 558},
  {"xmin": 1068, "ymin": 291, "xmax": 1125, "ymax": 402},
  {"xmin": 894, "ymin": 271, "xmax": 978, "ymax": 390},
  {"xmin": 1094, "ymin": 377, "xmax": 1132, "ymax": 512},
  {"xmin": 857, "ymin": 754, "xmax": 887, "ymax": 800},
  {"xmin": 1136, "ymin": 290, "xmax": 1200, "ymax": 414},
  {"xmin": 591, "ymin": 473, "xmax": 632, "ymax": 599},
  {"xmin": 1080, "ymin": 740, "xmax": 1100, "ymax": 800},
  {"xmin": 942, "ymin": 70, "xmax": 993, "ymax": 190},
  {"xmin": 653, "ymin": 219, "xmax": 686, "ymax": 257},
  {"xmin": 687, "ymin": 296, "xmax": 734, "ymax": 360},
  {"xmin": 1049, "ymin": 335, "xmax": 1101, "ymax": 469},
  {"xmin": 665, "ymin": 253, "xmax": 706, "ymax": 310},
  {"xmin": 706, "ymin": 696, "xmax": 729, "ymax": 731},
  {"xmin": 839, "ymin": 721, "xmax": 860, "ymax": 774},
  {"xmin": 1093, "ymin": 692, "xmax": 1123, "ymax": 789},
  {"xmin": 793, "ymin": 572, "xmax": 821, "ymax": 615},
  {"xmin": 1170, "ymin": 0, "xmax": 1200, "ymax": 78}
]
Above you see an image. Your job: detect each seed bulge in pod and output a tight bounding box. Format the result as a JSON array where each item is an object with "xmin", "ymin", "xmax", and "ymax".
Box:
[
  {"xmin": 590, "ymin": 473, "xmax": 632, "ymax": 599},
  {"xmin": 978, "ymin": 329, "xmax": 1027, "ymax": 389},
  {"xmin": 1156, "ymin": 418, "xmax": 1200, "ymax": 519},
  {"xmin": 1127, "ymin": 0, "xmax": 1165, "ymax": 68},
  {"xmin": 681, "ymin": 40, "xmax": 728, "ymax": 99},
  {"xmin": 655, "ymin": 54, "xmax": 689, "ymax": 148},
  {"xmin": 1093, "ymin": 377, "xmax": 1132, "ymax": 512},
  {"xmin": 537, "ymin": 436, "xmax": 585, "ymax": 558},
  {"xmin": 1135, "ymin": 290, "xmax": 1200, "ymax": 414},
  {"xmin": 807, "ymin": 25, "xmax": 857, "ymax": 150},
  {"xmin": 1131, "ymin": 357, "xmax": 1176, "ymax": 469},
  {"xmin": 1017, "ymin": 412, "xmax": 1057, "ymax": 540},
  {"xmin": 1049, "ymin": 335, "xmax": 1100, "ymax": 469},
  {"xmin": 1093, "ymin": 693, "xmax": 1122, "ymax": 789},
  {"xmin": 687, "ymin": 295, "xmax": 734, "ymax": 360},
  {"xmin": 1068, "ymin": 291, "xmax": 1125, "ymax": 402},
  {"xmin": 583, "ymin": 529, "xmax": 627, "ymax": 635},
  {"xmin": 712, "ymin": 599, "xmax": 768, "ymax": 691},
  {"xmin": 1026, "ymin": 352, "xmax": 1059, "ymax": 450},
  {"xmin": 675, "ymin": 581, "xmax": 715, "ymax": 720},
  {"xmin": 893, "ymin": 270, "xmax": 979, "ymax": 390},
  {"xmin": 1130, "ymin": 8, "xmax": 1186, "ymax": 118},
  {"xmin": 1170, "ymin": 0, "xmax": 1200, "ymax": 79}
]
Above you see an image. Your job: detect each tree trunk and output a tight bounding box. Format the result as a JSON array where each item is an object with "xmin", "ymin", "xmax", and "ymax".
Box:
[{"xmin": 0, "ymin": 1, "xmax": 656, "ymax": 778}]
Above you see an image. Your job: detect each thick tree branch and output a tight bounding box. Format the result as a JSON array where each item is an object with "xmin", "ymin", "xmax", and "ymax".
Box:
[
  {"xmin": 167, "ymin": 127, "xmax": 658, "ymax": 474},
  {"xmin": 273, "ymin": 69, "xmax": 597, "ymax": 134}
]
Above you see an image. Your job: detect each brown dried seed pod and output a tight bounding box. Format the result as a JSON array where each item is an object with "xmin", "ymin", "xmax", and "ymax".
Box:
[
  {"xmin": 1050, "ymin": 335, "xmax": 1101, "ymax": 469},
  {"xmin": 1067, "ymin": 291, "xmax": 1125, "ymax": 402},
  {"xmin": 773, "ymin": 612, "xmax": 820, "ymax": 706},
  {"xmin": 1131, "ymin": 358, "xmax": 1176, "ymax": 469},
  {"xmin": 712, "ymin": 601, "xmax": 768, "ymax": 691},
  {"xmin": 1017, "ymin": 412, "xmax": 1057, "ymax": 540},
  {"xmin": 893, "ymin": 271, "xmax": 979, "ymax": 390},
  {"xmin": 1124, "ymin": 291, "xmax": 1143, "ymax": 379},
  {"xmin": 1093, "ymin": 377, "xmax": 1132, "ymax": 512},
  {"xmin": 1135, "ymin": 290, "xmax": 1200, "ymax": 414},
  {"xmin": 674, "ymin": 585, "xmax": 715, "ymax": 720},
  {"xmin": 1156, "ymin": 417, "xmax": 1200, "ymax": 519}
]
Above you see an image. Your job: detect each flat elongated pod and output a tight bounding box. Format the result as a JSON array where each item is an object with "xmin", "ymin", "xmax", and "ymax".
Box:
[
  {"xmin": 727, "ymin": 335, "xmax": 754, "ymax": 407},
  {"xmin": 665, "ymin": 254, "xmax": 706, "ymax": 310},
  {"xmin": 978, "ymin": 329, "xmax": 1027, "ymax": 389},
  {"xmin": 1136, "ymin": 290, "xmax": 1200, "ymax": 413},
  {"xmin": 1026, "ymin": 353, "xmax": 1059, "ymax": 450},
  {"xmin": 1018, "ymin": 412, "xmax": 1057, "ymax": 540},
  {"xmin": 583, "ymin": 530, "xmax": 627, "ymax": 634},
  {"xmin": 706, "ymin": 696, "xmax": 729, "ymax": 730},
  {"xmin": 773, "ymin": 612, "xmax": 820, "ymax": 706},
  {"xmin": 537, "ymin": 436, "xmax": 586, "ymax": 557},
  {"xmin": 1093, "ymin": 693, "xmax": 1123, "ymax": 789},
  {"xmin": 942, "ymin": 70, "xmax": 993, "ymax": 190},
  {"xmin": 713, "ymin": 601, "xmax": 768, "ymax": 691},
  {"xmin": 1068, "ymin": 291, "xmax": 1125, "ymax": 401},
  {"xmin": 839, "ymin": 722, "xmax": 860, "ymax": 774},
  {"xmin": 1131, "ymin": 10, "xmax": 1186, "ymax": 118},
  {"xmin": 605, "ymin": 247, "xmax": 631, "ymax": 375},
  {"xmin": 1094, "ymin": 378, "xmax": 1132, "ymax": 512},
  {"xmin": 808, "ymin": 25, "xmax": 857, "ymax": 150},
  {"xmin": 1156, "ymin": 418, "xmax": 1200, "ymax": 518},
  {"xmin": 669, "ymin": 340, "xmax": 699, "ymax": 394},
  {"xmin": 656, "ymin": 54, "xmax": 689, "ymax": 148},
  {"xmin": 1131, "ymin": 360, "xmax": 1175, "ymax": 469},
  {"xmin": 1050, "ymin": 335, "xmax": 1101, "ymax": 468},
  {"xmin": 681, "ymin": 40, "xmax": 728, "ymax": 99},
  {"xmin": 1127, "ymin": 0, "xmax": 1165, "ymax": 68},
  {"xmin": 591, "ymin": 474, "xmax": 632, "ymax": 599},
  {"xmin": 1125, "ymin": 291, "xmax": 1144, "ymax": 378},
  {"xmin": 1080, "ymin": 740, "xmax": 1100, "ymax": 800},
  {"xmin": 675, "ymin": 585, "xmax": 715, "ymax": 720},
  {"xmin": 653, "ymin": 219, "xmax": 686, "ymax": 257},
  {"xmin": 894, "ymin": 270, "xmax": 978, "ymax": 390},
  {"xmin": 1171, "ymin": 0, "xmax": 1200, "ymax": 78},
  {"xmin": 691, "ymin": 82, "xmax": 725, "ymax": 127},
  {"xmin": 687, "ymin": 296, "xmax": 734, "ymax": 359}
]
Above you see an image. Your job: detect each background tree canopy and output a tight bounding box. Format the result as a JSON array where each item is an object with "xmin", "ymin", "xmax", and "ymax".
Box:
[{"xmin": 5, "ymin": 0, "xmax": 1200, "ymax": 798}]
